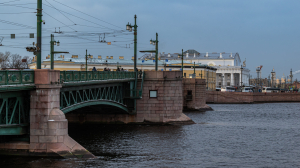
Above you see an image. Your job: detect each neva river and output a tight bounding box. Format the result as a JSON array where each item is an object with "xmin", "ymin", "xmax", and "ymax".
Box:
[{"xmin": 1, "ymin": 103, "xmax": 300, "ymax": 167}]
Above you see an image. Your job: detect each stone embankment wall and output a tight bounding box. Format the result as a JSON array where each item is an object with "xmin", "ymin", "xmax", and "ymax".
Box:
[
  {"xmin": 206, "ymin": 91, "xmax": 300, "ymax": 103},
  {"xmin": 253, "ymin": 92, "xmax": 300, "ymax": 102}
]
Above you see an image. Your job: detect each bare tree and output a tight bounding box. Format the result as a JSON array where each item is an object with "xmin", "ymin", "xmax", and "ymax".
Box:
[
  {"xmin": 0, "ymin": 51, "xmax": 11, "ymax": 68},
  {"xmin": 0, "ymin": 52, "xmax": 32, "ymax": 69}
]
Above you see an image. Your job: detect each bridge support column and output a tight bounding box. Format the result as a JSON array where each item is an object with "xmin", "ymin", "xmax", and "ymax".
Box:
[
  {"xmin": 136, "ymin": 71, "xmax": 194, "ymax": 124},
  {"xmin": 29, "ymin": 69, "xmax": 94, "ymax": 158},
  {"xmin": 183, "ymin": 78, "xmax": 212, "ymax": 111}
]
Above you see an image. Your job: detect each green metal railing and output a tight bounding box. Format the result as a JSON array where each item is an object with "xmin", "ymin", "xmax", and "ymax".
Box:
[
  {"xmin": 129, "ymin": 71, "xmax": 145, "ymax": 98},
  {"xmin": 60, "ymin": 71, "xmax": 136, "ymax": 82},
  {"xmin": 0, "ymin": 70, "xmax": 35, "ymax": 85}
]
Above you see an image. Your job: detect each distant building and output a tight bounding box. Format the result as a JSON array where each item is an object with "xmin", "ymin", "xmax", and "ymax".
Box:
[{"xmin": 140, "ymin": 50, "xmax": 250, "ymax": 87}]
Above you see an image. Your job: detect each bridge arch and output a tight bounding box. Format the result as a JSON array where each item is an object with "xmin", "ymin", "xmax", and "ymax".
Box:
[{"xmin": 61, "ymin": 100, "xmax": 129, "ymax": 114}]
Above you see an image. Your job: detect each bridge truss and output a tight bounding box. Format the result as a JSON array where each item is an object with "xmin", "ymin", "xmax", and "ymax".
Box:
[
  {"xmin": 60, "ymin": 83, "xmax": 132, "ymax": 114},
  {"xmin": 0, "ymin": 92, "xmax": 29, "ymax": 135}
]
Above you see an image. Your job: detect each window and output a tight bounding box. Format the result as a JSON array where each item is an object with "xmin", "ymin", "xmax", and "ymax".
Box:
[{"xmin": 149, "ymin": 90, "xmax": 157, "ymax": 98}]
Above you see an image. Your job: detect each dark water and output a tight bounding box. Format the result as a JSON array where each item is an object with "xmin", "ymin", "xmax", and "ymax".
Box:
[{"xmin": 1, "ymin": 103, "xmax": 300, "ymax": 168}]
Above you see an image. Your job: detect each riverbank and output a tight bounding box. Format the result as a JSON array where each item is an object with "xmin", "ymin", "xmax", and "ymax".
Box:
[{"xmin": 206, "ymin": 91, "xmax": 300, "ymax": 104}]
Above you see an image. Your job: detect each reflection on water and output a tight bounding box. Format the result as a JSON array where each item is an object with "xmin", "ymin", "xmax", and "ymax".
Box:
[{"xmin": 1, "ymin": 103, "xmax": 300, "ymax": 167}]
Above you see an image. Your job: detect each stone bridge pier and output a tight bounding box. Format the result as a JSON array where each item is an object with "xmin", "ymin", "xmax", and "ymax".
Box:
[{"xmin": 29, "ymin": 69, "xmax": 94, "ymax": 158}]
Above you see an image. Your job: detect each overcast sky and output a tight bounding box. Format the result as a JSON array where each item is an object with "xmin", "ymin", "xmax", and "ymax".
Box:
[{"xmin": 0, "ymin": 0, "xmax": 300, "ymax": 79}]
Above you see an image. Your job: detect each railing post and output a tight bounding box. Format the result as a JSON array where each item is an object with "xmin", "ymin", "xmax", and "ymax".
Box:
[
  {"xmin": 5, "ymin": 70, "xmax": 8, "ymax": 85},
  {"xmin": 20, "ymin": 71, "xmax": 23, "ymax": 84},
  {"xmin": 64, "ymin": 71, "xmax": 66, "ymax": 82}
]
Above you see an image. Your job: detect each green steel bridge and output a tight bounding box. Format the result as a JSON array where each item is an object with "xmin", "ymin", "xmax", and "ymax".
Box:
[{"xmin": 0, "ymin": 70, "xmax": 144, "ymax": 137}]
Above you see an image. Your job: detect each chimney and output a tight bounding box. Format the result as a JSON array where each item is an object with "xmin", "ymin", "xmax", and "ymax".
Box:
[
  {"xmin": 98, "ymin": 55, "xmax": 102, "ymax": 59},
  {"xmin": 186, "ymin": 53, "xmax": 189, "ymax": 58},
  {"xmin": 230, "ymin": 53, "xmax": 232, "ymax": 57},
  {"xmin": 220, "ymin": 53, "xmax": 222, "ymax": 58},
  {"xmin": 119, "ymin": 56, "xmax": 124, "ymax": 59},
  {"xmin": 90, "ymin": 55, "xmax": 93, "ymax": 58},
  {"xmin": 206, "ymin": 52, "xmax": 208, "ymax": 57},
  {"xmin": 162, "ymin": 52, "xmax": 165, "ymax": 56},
  {"xmin": 168, "ymin": 53, "xmax": 171, "ymax": 57},
  {"xmin": 106, "ymin": 56, "xmax": 109, "ymax": 59},
  {"xmin": 150, "ymin": 53, "xmax": 152, "ymax": 57},
  {"xmin": 110, "ymin": 56, "xmax": 113, "ymax": 59},
  {"xmin": 158, "ymin": 52, "xmax": 161, "ymax": 57},
  {"xmin": 194, "ymin": 53, "xmax": 196, "ymax": 58}
]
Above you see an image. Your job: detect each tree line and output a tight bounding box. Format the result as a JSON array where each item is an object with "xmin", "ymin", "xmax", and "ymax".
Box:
[{"xmin": 0, "ymin": 51, "xmax": 31, "ymax": 69}]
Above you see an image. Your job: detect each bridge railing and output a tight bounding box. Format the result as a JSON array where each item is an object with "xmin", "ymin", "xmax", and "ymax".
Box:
[
  {"xmin": 0, "ymin": 70, "xmax": 35, "ymax": 85},
  {"xmin": 127, "ymin": 71, "xmax": 145, "ymax": 99},
  {"xmin": 60, "ymin": 71, "xmax": 136, "ymax": 82}
]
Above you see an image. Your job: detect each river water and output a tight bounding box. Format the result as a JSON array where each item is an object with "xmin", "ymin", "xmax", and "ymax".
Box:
[{"xmin": 1, "ymin": 103, "xmax": 300, "ymax": 168}]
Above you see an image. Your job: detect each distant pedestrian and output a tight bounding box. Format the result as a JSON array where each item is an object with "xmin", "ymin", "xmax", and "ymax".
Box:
[
  {"xmin": 92, "ymin": 67, "xmax": 97, "ymax": 71},
  {"xmin": 139, "ymin": 69, "xmax": 142, "ymax": 78}
]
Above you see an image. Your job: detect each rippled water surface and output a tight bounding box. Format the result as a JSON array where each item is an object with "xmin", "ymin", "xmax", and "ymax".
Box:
[{"xmin": 1, "ymin": 103, "xmax": 300, "ymax": 167}]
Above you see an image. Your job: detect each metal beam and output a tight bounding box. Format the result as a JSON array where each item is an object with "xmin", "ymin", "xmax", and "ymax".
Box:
[
  {"xmin": 0, "ymin": 124, "xmax": 28, "ymax": 135},
  {"xmin": 61, "ymin": 100, "xmax": 129, "ymax": 114}
]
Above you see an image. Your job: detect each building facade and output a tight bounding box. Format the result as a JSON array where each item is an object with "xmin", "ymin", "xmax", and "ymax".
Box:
[{"xmin": 140, "ymin": 50, "xmax": 250, "ymax": 88}]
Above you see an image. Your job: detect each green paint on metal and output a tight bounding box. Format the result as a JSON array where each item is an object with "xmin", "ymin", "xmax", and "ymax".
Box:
[
  {"xmin": 0, "ymin": 124, "xmax": 27, "ymax": 135},
  {"xmin": 0, "ymin": 91, "xmax": 29, "ymax": 135},
  {"xmin": 0, "ymin": 70, "xmax": 34, "ymax": 86},
  {"xmin": 61, "ymin": 101, "xmax": 128, "ymax": 114}
]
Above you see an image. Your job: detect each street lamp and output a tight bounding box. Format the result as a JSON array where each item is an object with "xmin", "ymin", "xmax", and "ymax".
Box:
[
  {"xmin": 149, "ymin": 33, "xmax": 159, "ymax": 71},
  {"xmin": 126, "ymin": 15, "xmax": 138, "ymax": 113},
  {"xmin": 85, "ymin": 49, "xmax": 91, "ymax": 71},
  {"xmin": 126, "ymin": 15, "xmax": 137, "ymax": 72},
  {"xmin": 50, "ymin": 34, "xmax": 69, "ymax": 70},
  {"xmin": 178, "ymin": 49, "xmax": 184, "ymax": 77}
]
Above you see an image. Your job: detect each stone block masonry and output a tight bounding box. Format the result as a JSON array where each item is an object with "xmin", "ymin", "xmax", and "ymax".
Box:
[
  {"xmin": 29, "ymin": 69, "xmax": 95, "ymax": 158},
  {"xmin": 183, "ymin": 78, "xmax": 212, "ymax": 111},
  {"xmin": 206, "ymin": 91, "xmax": 300, "ymax": 103},
  {"xmin": 135, "ymin": 71, "xmax": 194, "ymax": 124}
]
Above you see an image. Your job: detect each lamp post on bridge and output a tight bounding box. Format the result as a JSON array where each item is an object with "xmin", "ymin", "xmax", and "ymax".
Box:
[
  {"xmin": 126, "ymin": 15, "xmax": 138, "ymax": 73},
  {"xmin": 178, "ymin": 49, "xmax": 184, "ymax": 77},
  {"xmin": 139, "ymin": 33, "xmax": 159, "ymax": 71},
  {"xmin": 50, "ymin": 34, "xmax": 69, "ymax": 70},
  {"xmin": 149, "ymin": 33, "xmax": 159, "ymax": 71},
  {"xmin": 85, "ymin": 49, "xmax": 91, "ymax": 71}
]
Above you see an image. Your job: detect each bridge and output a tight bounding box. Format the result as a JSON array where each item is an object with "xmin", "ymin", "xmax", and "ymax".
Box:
[{"xmin": 0, "ymin": 69, "xmax": 207, "ymax": 158}]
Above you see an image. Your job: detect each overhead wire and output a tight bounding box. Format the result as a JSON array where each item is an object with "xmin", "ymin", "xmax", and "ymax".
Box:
[
  {"xmin": 43, "ymin": 3, "xmax": 122, "ymax": 32},
  {"xmin": 0, "ymin": 0, "xmax": 20, "ymax": 4},
  {"xmin": 43, "ymin": 11, "xmax": 78, "ymax": 32},
  {"xmin": 0, "ymin": 19, "xmax": 36, "ymax": 29},
  {"xmin": 44, "ymin": 0, "xmax": 76, "ymax": 25},
  {"xmin": 0, "ymin": 1, "xmax": 135, "ymax": 54},
  {"xmin": 52, "ymin": 0, "xmax": 123, "ymax": 30},
  {"xmin": 0, "ymin": 12, "xmax": 35, "ymax": 14}
]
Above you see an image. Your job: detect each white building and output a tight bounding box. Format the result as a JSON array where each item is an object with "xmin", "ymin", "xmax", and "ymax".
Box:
[{"xmin": 140, "ymin": 50, "xmax": 250, "ymax": 87}]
